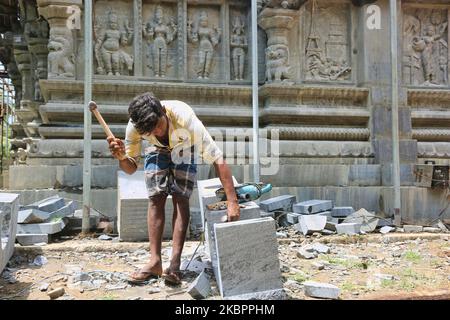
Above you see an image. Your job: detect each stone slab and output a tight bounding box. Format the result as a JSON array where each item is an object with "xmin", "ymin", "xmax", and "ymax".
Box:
[
  {"xmin": 287, "ymin": 213, "xmax": 302, "ymax": 224},
  {"xmin": 18, "ymin": 209, "xmax": 50, "ymax": 224},
  {"xmin": 16, "ymin": 234, "xmax": 49, "ymax": 246},
  {"xmin": 117, "ymin": 171, "xmax": 187, "ymax": 241},
  {"xmin": 336, "ymin": 223, "xmax": 361, "ymax": 235},
  {"xmin": 403, "ymin": 225, "xmax": 423, "ymax": 233},
  {"xmin": 303, "ymin": 281, "xmax": 340, "ymax": 300},
  {"xmin": 49, "ymin": 201, "xmax": 76, "ymax": 220},
  {"xmin": 37, "ymin": 197, "xmax": 65, "ymax": 213},
  {"xmin": 293, "ymin": 200, "xmax": 333, "ymax": 214},
  {"xmin": 16, "ymin": 219, "xmax": 66, "ymax": 235},
  {"xmin": 214, "ymin": 217, "xmax": 283, "ymax": 298},
  {"xmin": 187, "ymin": 271, "xmax": 211, "ymax": 300},
  {"xmin": 197, "ymin": 177, "xmax": 239, "ymax": 231},
  {"xmin": 298, "ymin": 215, "xmax": 327, "ymax": 235},
  {"xmin": 0, "ymin": 193, "xmax": 20, "ymax": 273},
  {"xmin": 259, "ymin": 195, "xmax": 296, "ymax": 212},
  {"xmin": 331, "ymin": 207, "xmax": 354, "ymax": 218},
  {"xmin": 205, "ymin": 201, "xmax": 260, "ymax": 270},
  {"xmin": 224, "ymin": 289, "xmax": 287, "ymax": 300}
]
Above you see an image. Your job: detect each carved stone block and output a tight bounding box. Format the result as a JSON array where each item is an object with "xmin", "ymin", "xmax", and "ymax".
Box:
[
  {"xmin": 303, "ymin": 1, "xmax": 352, "ymax": 82},
  {"xmin": 94, "ymin": 0, "xmax": 134, "ymax": 76},
  {"xmin": 403, "ymin": 7, "xmax": 448, "ymax": 87}
]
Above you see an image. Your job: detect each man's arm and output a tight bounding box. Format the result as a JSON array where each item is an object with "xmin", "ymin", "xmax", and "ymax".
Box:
[
  {"xmin": 213, "ymin": 157, "xmax": 240, "ymax": 222},
  {"xmin": 107, "ymin": 136, "xmax": 138, "ymax": 175}
]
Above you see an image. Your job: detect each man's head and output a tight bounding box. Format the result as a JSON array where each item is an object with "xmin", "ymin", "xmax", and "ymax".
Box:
[{"xmin": 128, "ymin": 92, "xmax": 165, "ymax": 135}]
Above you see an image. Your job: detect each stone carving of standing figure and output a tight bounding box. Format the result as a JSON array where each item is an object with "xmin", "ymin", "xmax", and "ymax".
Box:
[
  {"xmin": 412, "ymin": 23, "xmax": 448, "ymax": 85},
  {"xmin": 230, "ymin": 16, "xmax": 247, "ymax": 81},
  {"xmin": 95, "ymin": 11, "xmax": 134, "ymax": 76},
  {"xmin": 187, "ymin": 11, "xmax": 221, "ymax": 79},
  {"xmin": 143, "ymin": 5, "xmax": 177, "ymax": 78}
]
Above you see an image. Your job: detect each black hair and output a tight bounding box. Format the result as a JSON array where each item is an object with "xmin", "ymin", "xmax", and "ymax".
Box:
[{"xmin": 128, "ymin": 92, "xmax": 164, "ymax": 135}]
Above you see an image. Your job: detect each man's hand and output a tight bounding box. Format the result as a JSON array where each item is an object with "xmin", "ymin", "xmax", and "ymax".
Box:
[
  {"xmin": 107, "ymin": 136, "xmax": 126, "ymax": 160},
  {"xmin": 227, "ymin": 200, "xmax": 240, "ymax": 222}
]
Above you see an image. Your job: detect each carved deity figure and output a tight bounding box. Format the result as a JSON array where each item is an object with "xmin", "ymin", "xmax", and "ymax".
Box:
[
  {"xmin": 143, "ymin": 5, "xmax": 177, "ymax": 77},
  {"xmin": 95, "ymin": 11, "xmax": 134, "ymax": 76},
  {"xmin": 266, "ymin": 44, "xmax": 292, "ymax": 82},
  {"xmin": 187, "ymin": 11, "xmax": 221, "ymax": 79},
  {"xmin": 47, "ymin": 30, "xmax": 75, "ymax": 78},
  {"xmin": 412, "ymin": 23, "xmax": 448, "ymax": 85},
  {"xmin": 230, "ymin": 16, "xmax": 248, "ymax": 81}
]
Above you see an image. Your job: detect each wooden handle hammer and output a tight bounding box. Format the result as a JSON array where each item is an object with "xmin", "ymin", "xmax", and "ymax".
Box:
[{"xmin": 88, "ymin": 101, "xmax": 115, "ymax": 139}]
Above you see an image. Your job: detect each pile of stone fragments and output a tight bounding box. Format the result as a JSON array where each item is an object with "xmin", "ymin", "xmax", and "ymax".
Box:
[{"xmin": 15, "ymin": 195, "xmax": 111, "ymax": 246}]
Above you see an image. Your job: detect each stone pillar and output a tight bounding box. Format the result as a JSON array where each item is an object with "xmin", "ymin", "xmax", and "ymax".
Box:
[
  {"xmin": 359, "ymin": 0, "xmax": 416, "ymax": 186},
  {"xmin": 37, "ymin": 0, "xmax": 82, "ymax": 78},
  {"xmin": 258, "ymin": 7, "xmax": 297, "ymax": 84}
]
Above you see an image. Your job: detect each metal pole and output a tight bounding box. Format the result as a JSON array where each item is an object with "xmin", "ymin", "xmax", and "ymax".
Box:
[
  {"xmin": 390, "ymin": 0, "xmax": 401, "ymax": 226},
  {"xmin": 251, "ymin": 0, "xmax": 260, "ymax": 183},
  {"xmin": 82, "ymin": 0, "xmax": 93, "ymax": 234}
]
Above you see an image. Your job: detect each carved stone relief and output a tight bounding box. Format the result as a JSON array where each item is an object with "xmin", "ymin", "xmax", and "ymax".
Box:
[
  {"xmin": 94, "ymin": 1, "xmax": 134, "ymax": 76},
  {"xmin": 142, "ymin": 3, "xmax": 178, "ymax": 78},
  {"xmin": 258, "ymin": 7, "xmax": 296, "ymax": 84},
  {"xmin": 230, "ymin": 15, "xmax": 248, "ymax": 81},
  {"xmin": 187, "ymin": 8, "xmax": 222, "ymax": 80},
  {"xmin": 37, "ymin": 1, "xmax": 81, "ymax": 79},
  {"xmin": 304, "ymin": 1, "xmax": 352, "ymax": 82},
  {"xmin": 403, "ymin": 8, "xmax": 448, "ymax": 87}
]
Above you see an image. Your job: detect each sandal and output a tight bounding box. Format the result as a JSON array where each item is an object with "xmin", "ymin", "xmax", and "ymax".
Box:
[
  {"xmin": 128, "ymin": 267, "xmax": 162, "ymax": 285},
  {"xmin": 163, "ymin": 268, "xmax": 182, "ymax": 286}
]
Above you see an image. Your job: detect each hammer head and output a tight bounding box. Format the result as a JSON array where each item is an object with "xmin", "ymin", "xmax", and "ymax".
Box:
[{"xmin": 88, "ymin": 101, "xmax": 98, "ymax": 112}]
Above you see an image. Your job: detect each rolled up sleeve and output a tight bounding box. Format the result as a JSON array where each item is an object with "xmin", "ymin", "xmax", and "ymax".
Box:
[{"xmin": 125, "ymin": 120, "xmax": 142, "ymax": 158}]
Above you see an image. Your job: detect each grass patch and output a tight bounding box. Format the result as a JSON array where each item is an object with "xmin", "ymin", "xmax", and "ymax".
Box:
[
  {"xmin": 403, "ymin": 251, "xmax": 422, "ymax": 263},
  {"xmin": 97, "ymin": 294, "xmax": 118, "ymax": 300},
  {"xmin": 341, "ymin": 281, "xmax": 366, "ymax": 292},
  {"xmin": 320, "ymin": 255, "xmax": 369, "ymax": 269},
  {"xmin": 380, "ymin": 279, "xmax": 395, "ymax": 288},
  {"xmin": 289, "ymin": 273, "xmax": 309, "ymax": 283}
]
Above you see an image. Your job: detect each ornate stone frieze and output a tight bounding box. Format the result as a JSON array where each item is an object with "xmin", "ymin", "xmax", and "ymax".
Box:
[
  {"xmin": 230, "ymin": 15, "xmax": 248, "ymax": 81},
  {"xmin": 265, "ymin": 126, "xmax": 370, "ymax": 141},
  {"xmin": 94, "ymin": 1, "xmax": 134, "ymax": 76},
  {"xmin": 303, "ymin": 0, "xmax": 352, "ymax": 82},
  {"xmin": 408, "ymin": 88, "xmax": 450, "ymax": 108},
  {"xmin": 142, "ymin": 4, "xmax": 177, "ymax": 78},
  {"xmin": 258, "ymin": 7, "xmax": 296, "ymax": 84},
  {"xmin": 187, "ymin": 8, "xmax": 222, "ymax": 80},
  {"xmin": 37, "ymin": 0, "xmax": 82, "ymax": 78},
  {"xmin": 403, "ymin": 7, "xmax": 448, "ymax": 86}
]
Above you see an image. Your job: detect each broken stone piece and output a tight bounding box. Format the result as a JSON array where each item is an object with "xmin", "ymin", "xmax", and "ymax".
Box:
[
  {"xmin": 18, "ymin": 209, "xmax": 50, "ymax": 224},
  {"xmin": 293, "ymin": 200, "xmax": 332, "ymax": 214},
  {"xmin": 298, "ymin": 215, "xmax": 327, "ymax": 236},
  {"xmin": 380, "ymin": 226, "xmax": 395, "ymax": 234},
  {"xmin": 403, "ymin": 225, "xmax": 423, "ymax": 233},
  {"xmin": 187, "ymin": 271, "xmax": 211, "ymax": 300},
  {"xmin": 48, "ymin": 287, "xmax": 65, "ymax": 299},
  {"xmin": 303, "ymin": 281, "xmax": 340, "ymax": 299},
  {"xmin": 331, "ymin": 207, "xmax": 354, "ymax": 218},
  {"xmin": 259, "ymin": 195, "xmax": 296, "ymax": 212},
  {"xmin": 336, "ymin": 223, "xmax": 361, "ymax": 235}
]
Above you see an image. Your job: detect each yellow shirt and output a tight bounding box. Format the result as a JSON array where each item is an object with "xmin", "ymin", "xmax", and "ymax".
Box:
[{"xmin": 125, "ymin": 100, "xmax": 223, "ymax": 164}]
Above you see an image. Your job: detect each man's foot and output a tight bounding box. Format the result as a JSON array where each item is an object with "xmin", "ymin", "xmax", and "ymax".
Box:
[
  {"xmin": 163, "ymin": 268, "xmax": 182, "ymax": 286},
  {"xmin": 128, "ymin": 262, "xmax": 163, "ymax": 285}
]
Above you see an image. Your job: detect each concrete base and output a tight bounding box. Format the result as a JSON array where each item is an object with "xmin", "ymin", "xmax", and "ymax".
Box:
[
  {"xmin": 117, "ymin": 171, "xmax": 190, "ymax": 242},
  {"xmin": 0, "ymin": 193, "xmax": 20, "ymax": 273}
]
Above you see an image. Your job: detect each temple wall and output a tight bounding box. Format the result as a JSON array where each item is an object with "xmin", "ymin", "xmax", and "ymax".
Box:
[{"xmin": 2, "ymin": 0, "xmax": 450, "ymax": 223}]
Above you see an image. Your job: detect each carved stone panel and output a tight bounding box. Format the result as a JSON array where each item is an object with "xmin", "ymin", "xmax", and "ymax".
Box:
[
  {"xmin": 402, "ymin": 7, "xmax": 448, "ymax": 87},
  {"xmin": 229, "ymin": 10, "xmax": 249, "ymax": 81},
  {"xmin": 303, "ymin": 1, "xmax": 352, "ymax": 82},
  {"xmin": 187, "ymin": 6, "xmax": 223, "ymax": 81},
  {"xmin": 142, "ymin": 1, "xmax": 178, "ymax": 79},
  {"xmin": 93, "ymin": 0, "xmax": 134, "ymax": 76}
]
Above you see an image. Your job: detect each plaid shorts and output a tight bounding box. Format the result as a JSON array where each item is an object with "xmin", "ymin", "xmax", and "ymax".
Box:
[{"xmin": 144, "ymin": 147, "xmax": 197, "ymax": 199}]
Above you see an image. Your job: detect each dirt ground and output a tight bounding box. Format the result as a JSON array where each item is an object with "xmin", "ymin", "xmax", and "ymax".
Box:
[{"xmin": 1, "ymin": 231, "xmax": 449, "ymax": 300}]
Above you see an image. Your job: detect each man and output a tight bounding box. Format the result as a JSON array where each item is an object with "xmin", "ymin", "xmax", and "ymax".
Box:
[{"xmin": 108, "ymin": 92, "xmax": 240, "ymax": 285}]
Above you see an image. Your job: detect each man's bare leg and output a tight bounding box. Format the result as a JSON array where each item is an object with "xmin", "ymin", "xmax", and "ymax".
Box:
[
  {"xmin": 133, "ymin": 193, "xmax": 166, "ymax": 278},
  {"xmin": 168, "ymin": 193, "xmax": 190, "ymax": 274}
]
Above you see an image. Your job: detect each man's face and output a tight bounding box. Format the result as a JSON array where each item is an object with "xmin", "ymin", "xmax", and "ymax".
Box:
[{"xmin": 149, "ymin": 116, "xmax": 167, "ymax": 137}]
